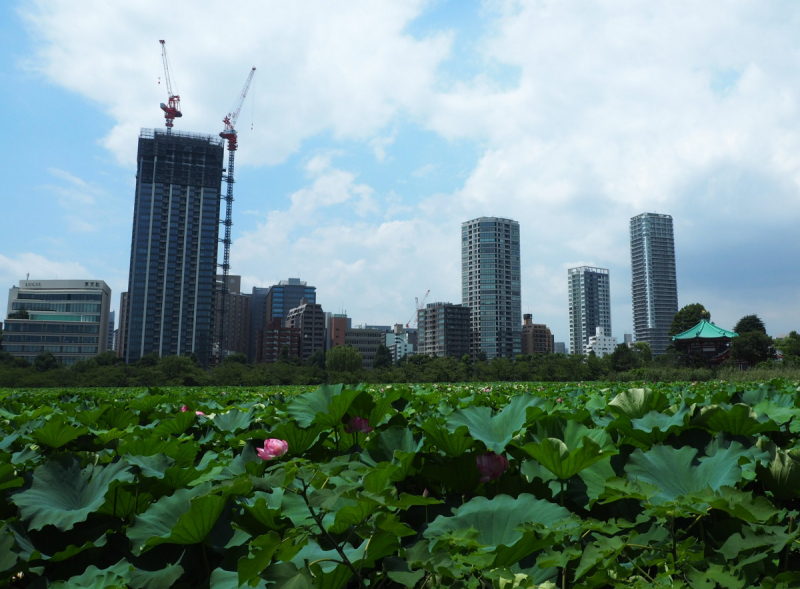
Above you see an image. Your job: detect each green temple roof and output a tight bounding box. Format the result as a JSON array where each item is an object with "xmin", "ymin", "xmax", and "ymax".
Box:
[{"xmin": 672, "ymin": 319, "xmax": 738, "ymax": 341}]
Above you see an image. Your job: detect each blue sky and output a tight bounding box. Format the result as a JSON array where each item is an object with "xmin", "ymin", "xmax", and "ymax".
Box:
[{"xmin": 2, "ymin": 0, "xmax": 800, "ymax": 345}]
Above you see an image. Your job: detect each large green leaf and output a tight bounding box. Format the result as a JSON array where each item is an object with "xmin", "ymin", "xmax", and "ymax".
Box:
[
  {"xmin": 127, "ymin": 484, "xmax": 225, "ymax": 554},
  {"xmin": 152, "ymin": 411, "xmax": 195, "ymax": 436},
  {"xmin": 13, "ymin": 456, "xmax": 133, "ymax": 531},
  {"xmin": 214, "ymin": 408, "xmax": 255, "ymax": 433},
  {"xmin": 607, "ymin": 388, "xmax": 668, "ymax": 419},
  {"xmin": 758, "ymin": 449, "xmax": 800, "ymax": 500},
  {"xmin": 446, "ymin": 394, "xmax": 544, "ymax": 453},
  {"xmin": 692, "ymin": 403, "xmax": 780, "ymax": 436},
  {"xmin": 238, "ymin": 531, "xmax": 282, "ymax": 587},
  {"xmin": 286, "ymin": 384, "xmax": 345, "ymax": 427},
  {"xmin": 421, "ymin": 419, "xmax": 474, "ymax": 457},
  {"xmin": 625, "ymin": 442, "xmax": 751, "ymax": 503},
  {"xmin": 31, "ymin": 415, "xmax": 88, "ymax": 449},
  {"xmin": 269, "ymin": 421, "xmax": 325, "ymax": 455},
  {"xmin": 522, "ymin": 436, "xmax": 612, "ymax": 480},
  {"xmin": 424, "ymin": 493, "xmax": 572, "ymax": 553},
  {"xmin": 49, "ymin": 559, "xmax": 131, "ymax": 589}
]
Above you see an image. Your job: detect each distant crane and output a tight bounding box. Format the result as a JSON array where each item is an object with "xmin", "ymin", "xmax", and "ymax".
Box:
[
  {"xmin": 158, "ymin": 40, "xmax": 182, "ymax": 131},
  {"xmin": 406, "ymin": 289, "xmax": 430, "ymax": 328},
  {"xmin": 217, "ymin": 67, "xmax": 256, "ymax": 357}
]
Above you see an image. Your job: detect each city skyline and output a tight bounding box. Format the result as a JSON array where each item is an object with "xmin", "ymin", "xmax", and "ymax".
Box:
[{"xmin": 2, "ymin": 2, "xmax": 800, "ymax": 344}]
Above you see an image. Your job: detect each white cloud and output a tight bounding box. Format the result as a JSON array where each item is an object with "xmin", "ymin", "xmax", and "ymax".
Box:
[{"xmin": 20, "ymin": 0, "xmax": 451, "ymax": 167}]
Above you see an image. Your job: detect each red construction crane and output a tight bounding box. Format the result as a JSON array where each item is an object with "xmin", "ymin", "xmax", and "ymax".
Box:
[
  {"xmin": 220, "ymin": 67, "xmax": 256, "ymax": 151},
  {"xmin": 158, "ymin": 40, "xmax": 182, "ymax": 130},
  {"xmin": 217, "ymin": 67, "xmax": 256, "ymax": 358},
  {"xmin": 406, "ymin": 289, "xmax": 430, "ymax": 328}
]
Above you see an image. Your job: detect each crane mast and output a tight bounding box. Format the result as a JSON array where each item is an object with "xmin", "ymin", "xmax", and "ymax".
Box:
[
  {"xmin": 158, "ymin": 40, "xmax": 182, "ymax": 131},
  {"xmin": 217, "ymin": 67, "xmax": 256, "ymax": 359}
]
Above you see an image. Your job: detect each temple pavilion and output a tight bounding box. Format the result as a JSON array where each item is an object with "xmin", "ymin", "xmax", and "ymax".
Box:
[{"xmin": 671, "ymin": 319, "xmax": 738, "ymax": 365}]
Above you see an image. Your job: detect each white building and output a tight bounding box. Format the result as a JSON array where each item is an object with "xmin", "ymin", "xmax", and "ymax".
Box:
[
  {"xmin": 383, "ymin": 324, "xmax": 417, "ymax": 363},
  {"xmin": 586, "ymin": 326, "xmax": 617, "ymax": 358},
  {"xmin": 2, "ymin": 279, "xmax": 112, "ymax": 365}
]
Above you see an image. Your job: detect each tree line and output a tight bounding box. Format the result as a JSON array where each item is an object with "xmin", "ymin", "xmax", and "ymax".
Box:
[{"xmin": 0, "ymin": 304, "xmax": 797, "ymax": 387}]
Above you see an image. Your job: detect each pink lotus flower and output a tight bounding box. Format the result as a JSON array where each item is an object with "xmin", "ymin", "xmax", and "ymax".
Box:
[
  {"xmin": 257, "ymin": 439, "xmax": 289, "ymax": 461},
  {"xmin": 196, "ymin": 411, "xmax": 206, "ymax": 417},
  {"xmin": 476, "ymin": 451, "xmax": 509, "ymax": 483},
  {"xmin": 422, "ymin": 488, "xmax": 430, "ymax": 498},
  {"xmin": 344, "ymin": 416, "xmax": 372, "ymax": 434},
  {"xmin": 180, "ymin": 405, "xmax": 188, "ymax": 412},
  {"xmin": 557, "ymin": 397, "xmax": 563, "ymax": 404}
]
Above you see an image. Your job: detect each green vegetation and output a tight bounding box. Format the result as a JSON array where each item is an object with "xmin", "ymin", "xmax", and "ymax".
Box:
[{"xmin": 3, "ymin": 380, "xmax": 800, "ymax": 587}]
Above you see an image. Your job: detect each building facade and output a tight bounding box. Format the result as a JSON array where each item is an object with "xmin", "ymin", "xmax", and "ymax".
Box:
[
  {"xmin": 249, "ymin": 279, "xmax": 316, "ymax": 362},
  {"xmin": 107, "ymin": 310, "xmax": 115, "ymax": 352},
  {"xmin": 417, "ymin": 302, "xmax": 471, "ymax": 358},
  {"xmin": 568, "ymin": 267, "xmax": 611, "ymax": 356},
  {"xmin": 123, "ymin": 129, "xmax": 224, "ymax": 366},
  {"xmin": 117, "ymin": 292, "xmax": 128, "ymax": 359},
  {"xmin": 327, "ymin": 314, "xmax": 350, "ymax": 350},
  {"xmin": 285, "ymin": 298, "xmax": 325, "ymax": 361},
  {"xmin": 586, "ymin": 326, "xmax": 617, "ymax": 358},
  {"xmin": 461, "ymin": 217, "xmax": 521, "ymax": 359},
  {"xmin": 214, "ymin": 275, "xmax": 250, "ymax": 358},
  {"xmin": 344, "ymin": 327, "xmax": 383, "ymax": 369},
  {"xmin": 554, "ymin": 342, "xmax": 567, "ymax": 355},
  {"xmin": 2, "ymin": 280, "xmax": 111, "ymax": 365},
  {"xmin": 630, "ymin": 213, "xmax": 678, "ymax": 356},
  {"xmin": 383, "ymin": 324, "xmax": 417, "ymax": 363},
  {"xmin": 255, "ymin": 318, "xmax": 301, "ymax": 363},
  {"xmin": 521, "ymin": 315, "xmax": 553, "ymax": 355}
]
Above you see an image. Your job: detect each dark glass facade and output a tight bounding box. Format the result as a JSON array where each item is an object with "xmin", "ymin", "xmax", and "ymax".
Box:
[{"xmin": 124, "ymin": 129, "xmax": 224, "ymax": 366}]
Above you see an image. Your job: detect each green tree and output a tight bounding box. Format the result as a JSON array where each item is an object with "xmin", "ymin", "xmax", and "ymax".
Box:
[
  {"xmin": 775, "ymin": 331, "xmax": 800, "ymax": 359},
  {"xmin": 608, "ymin": 344, "xmax": 640, "ymax": 372},
  {"xmin": 136, "ymin": 352, "xmax": 159, "ymax": 367},
  {"xmin": 278, "ymin": 345, "xmax": 290, "ymax": 363},
  {"xmin": 730, "ymin": 331, "xmax": 775, "ymax": 367},
  {"xmin": 475, "ymin": 350, "xmax": 488, "ymax": 362},
  {"xmin": 669, "ymin": 303, "xmax": 710, "ymax": 336},
  {"xmin": 734, "ymin": 314, "xmax": 767, "ymax": 334},
  {"xmin": 326, "ymin": 346, "xmax": 363, "ymax": 372},
  {"xmin": 33, "ymin": 351, "xmax": 59, "ymax": 372},
  {"xmin": 223, "ymin": 352, "xmax": 249, "ymax": 364},
  {"xmin": 632, "ymin": 341, "xmax": 653, "ymax": 364},
  {"xmin": 94, "ymin": 351, "xmax": 119, "ymax": 366},
  {"xmin": 306, "ymin": 349, "xmax": 326, "ymax": 370},
  {"xmin": 373, "ymin": 344, "xmax": 392, "ymax": 369}
]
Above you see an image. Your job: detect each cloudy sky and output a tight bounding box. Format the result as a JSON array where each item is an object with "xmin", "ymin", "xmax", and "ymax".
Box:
[{"xmin": 2, "ymin": 0, "xmax": 799, "ymax": 343}]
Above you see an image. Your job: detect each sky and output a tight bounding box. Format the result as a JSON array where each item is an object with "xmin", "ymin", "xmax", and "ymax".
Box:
[{"xmin": 1, "ymin": 0, "xmax": 800, "ymax": 345}]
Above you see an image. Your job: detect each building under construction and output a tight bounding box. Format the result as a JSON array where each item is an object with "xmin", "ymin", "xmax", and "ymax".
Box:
[{"xmin": 122, "ymin": 128, "xmax": 224, "ymax": 366}]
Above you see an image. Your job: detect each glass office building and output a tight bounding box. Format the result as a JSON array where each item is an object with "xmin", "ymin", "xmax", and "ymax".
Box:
[
  {"xmin": 123, "ymin": 129, "xmax": 224, "ymax": 366},
  {"xmin": 630, "ymin": 213, "xmax": 678, "ymax": 356},
  {"xmin": 461, "ymin": 217, "xmax": 522, "ymax": 359},
  {"xmin": 2, "ymin": 279, "xmax": 111, "ymax": 365}
]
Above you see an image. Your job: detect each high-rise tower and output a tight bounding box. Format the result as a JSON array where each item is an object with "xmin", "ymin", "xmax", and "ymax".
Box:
[
  {"xmin": 630, "ymin": 213, "xmax": 678, "ymax": 356},
  {"xmin": 568, "ymin": 267, "xmax": 611, "ymax": 356},
  {"xmin": 123, "ymin": 129, "xmax": 224, "ymax": 366},
  {"xmin": 461, "ymin": 217, "xmax": 521, "ymax": 359}
]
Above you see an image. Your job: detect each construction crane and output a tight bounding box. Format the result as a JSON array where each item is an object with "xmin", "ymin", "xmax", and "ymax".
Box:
[
  {"xmin": 158, "ymin": 40, "xmax": 182, "ymax": 131},
  {"xmin": 405, "ymin": 289, "xmax": 430, "ymax": 328},
  {"xmin": 217, "ymin": 67, "xmax": 256, "ymax": 358}
]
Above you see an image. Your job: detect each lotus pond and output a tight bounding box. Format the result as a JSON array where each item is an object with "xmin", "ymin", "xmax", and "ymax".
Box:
[{"xmin": 2, "ymin": 380, "xmax": 800, "ymax": 588}]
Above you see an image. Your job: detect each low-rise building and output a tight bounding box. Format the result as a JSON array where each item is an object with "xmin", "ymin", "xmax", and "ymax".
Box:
[
  {"xmin": 586, "ymin": 326, "xmax": 617, "ymax": 358},
  {"xmin": 255, "ymin": 318, "xmax": 301, "ymax": 363},
  {"xmin": 417, "ymin": 302, "xmax": 471, "ymax": 358},
  {"xmin": 345, "ymin": 327, "xmax": 383, "ymax": 369},
  {"xmin": 521, "ymin": 314, "xmax": 553, "ymax": 355},
  {"xmin": 383, "ymin": 324, "xmax": 417, "ymax": 363},
  {"xmin": 2, "ymin": 279, "xmax": 112, "ymax": 365}
]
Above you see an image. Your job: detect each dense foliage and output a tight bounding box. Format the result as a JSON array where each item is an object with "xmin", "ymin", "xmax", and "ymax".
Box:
[
  {"xmin": 3, "ymin": 380, "xmax": 800, "ymax": 587},
  {"xmin": 2, "ymin": 347, "xmax": 793, "ymax": 389}
]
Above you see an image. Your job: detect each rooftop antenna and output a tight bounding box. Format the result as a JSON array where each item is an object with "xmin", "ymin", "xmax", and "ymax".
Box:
[{"xmin": 26, "ymin": 273, "xmax": 29, "ymax": 280}]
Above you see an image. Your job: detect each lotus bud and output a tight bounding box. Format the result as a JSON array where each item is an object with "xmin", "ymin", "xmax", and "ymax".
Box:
[
  {"xmin": 476, "ymin": 451, "xmax": 509, "ymax": 483},
  {"xmin": 257, "ymin": 438, "xmax": 289, "ymax": 461}
]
